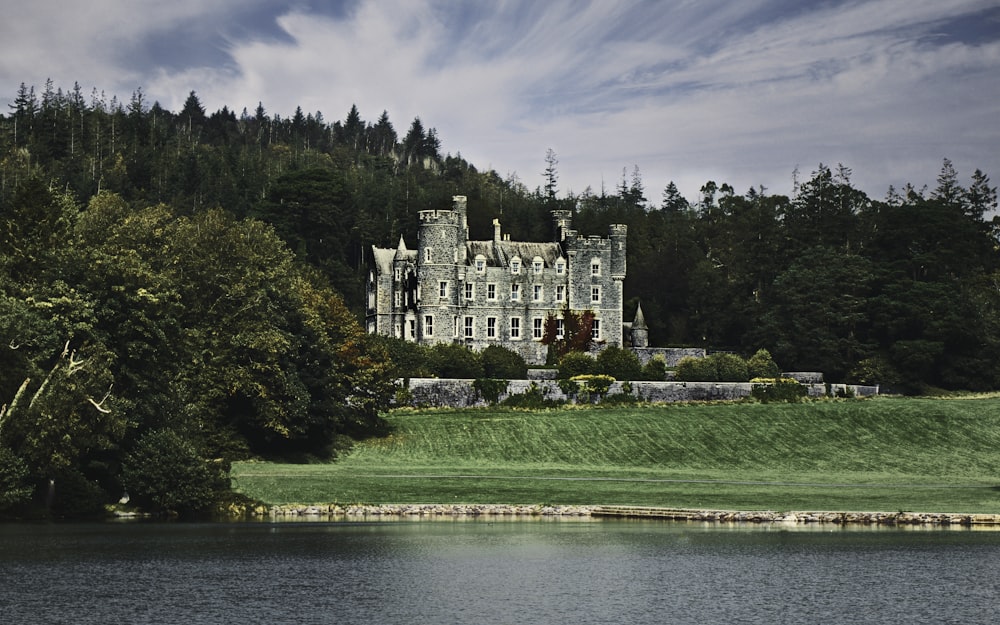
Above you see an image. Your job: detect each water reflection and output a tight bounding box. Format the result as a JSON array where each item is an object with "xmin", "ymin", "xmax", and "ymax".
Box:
[{"xmin": 1, "ymin": 520, "xmax": 998, "ymax": 624}]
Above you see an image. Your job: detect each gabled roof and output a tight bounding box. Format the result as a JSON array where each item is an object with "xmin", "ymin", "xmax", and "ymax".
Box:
[
  {"xmin": 466, "ymin": 240, "xmax": 564, "ymax": 267},
  {"xmin": 371, "ymin": 242, "xmax": 416, "ymax": 275},
  {"xmin": 371, "ymin": 246, "xmax": 396, "ymax": 275}
]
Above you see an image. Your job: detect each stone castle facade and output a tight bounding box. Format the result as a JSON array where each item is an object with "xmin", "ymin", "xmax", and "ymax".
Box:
[{"xmin": 366, "ymin": 195, "xmax": 627, "ymax": 364}]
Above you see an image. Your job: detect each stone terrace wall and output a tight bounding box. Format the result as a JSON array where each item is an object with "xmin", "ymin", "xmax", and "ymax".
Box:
[{"xmin": 399, "ymin": 378, "xmax": 879, "ymax": 408}]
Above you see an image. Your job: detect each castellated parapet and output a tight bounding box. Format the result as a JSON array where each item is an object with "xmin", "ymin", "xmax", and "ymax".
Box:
[{"xmin": 366, "ymin": 195, "xmax": 627, "ymax": 365}]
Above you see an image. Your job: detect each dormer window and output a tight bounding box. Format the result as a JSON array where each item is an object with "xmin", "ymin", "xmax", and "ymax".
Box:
[
  {"xmin": 511, "ymin": 257, "xmax": 521, "ymax": 274},
  {"xmin": 532, "ymin": 257, "xmax": 544, "ymax": 274},
  {"xmin": 475, "ymin": 255, "xmax": 487, "ymax": 273},
  {"xmin": 555, "ymin": 259, "xmax": 566, "ymax": 275}
]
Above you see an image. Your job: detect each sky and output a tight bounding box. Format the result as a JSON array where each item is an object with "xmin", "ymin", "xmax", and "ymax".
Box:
[{"xmin": 2, "ymin": 0, "xmax": 999, "ymax": 204}]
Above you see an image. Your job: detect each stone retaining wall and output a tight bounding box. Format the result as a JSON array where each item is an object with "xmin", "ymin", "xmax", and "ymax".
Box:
[
  {"xmin": 257, "ymin": 504, "xmax": 1000, "ymax": 527},
  {"xmin": 399, "ymin": 378, "xmax": 879, "ymax": 408}
]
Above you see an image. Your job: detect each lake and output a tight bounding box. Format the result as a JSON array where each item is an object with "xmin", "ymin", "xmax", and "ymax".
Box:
[{"xmin": 1, "ymin": 519, "xmax": 998, "ymax": 624}]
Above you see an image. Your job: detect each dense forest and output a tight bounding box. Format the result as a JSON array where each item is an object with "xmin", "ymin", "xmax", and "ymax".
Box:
[{"xmin": 1, "ymin": 81, "xmax": 998, "ymax": 515}]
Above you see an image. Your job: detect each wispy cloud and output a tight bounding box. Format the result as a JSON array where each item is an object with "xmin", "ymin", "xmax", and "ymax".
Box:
[{"xmin": 2, "ymin": 0, "xmax": 998, "ymax": 202}]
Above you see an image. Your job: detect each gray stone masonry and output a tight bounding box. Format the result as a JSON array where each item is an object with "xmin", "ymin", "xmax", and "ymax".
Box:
[
  {"xmin": 398, "ymin": 378, "xmax": 879, "ymax": 408},
  {"xmin": 367, "ymin": 195, "xmax": 627, "ymax": 365}
]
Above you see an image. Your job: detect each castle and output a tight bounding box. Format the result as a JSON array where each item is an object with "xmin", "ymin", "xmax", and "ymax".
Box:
[{"xmin": 366, "ymin": 195, "xmax": 629, "ymax": 364}]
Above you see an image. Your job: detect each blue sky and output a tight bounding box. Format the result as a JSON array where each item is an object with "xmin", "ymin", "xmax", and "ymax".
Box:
[{"xmin": 2, "ymin": 0, "xmax": 998, "ymax": 203}]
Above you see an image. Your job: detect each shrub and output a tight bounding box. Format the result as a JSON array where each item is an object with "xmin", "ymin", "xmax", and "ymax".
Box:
[
  {"xmin": 557, "ymin": 378, "xmax": 580, "ymax": 398},
  {"xmin": 558, "ymin": 351, "xmax": 595, "ymax": 378},
  {"xmin": 674, "ymin": 356, "xmax": 718, "ymax": 381},
  {"xmin": 595, "ymin": 346, "xmax": 642, "ymax": 381},
  {"xmin": 0, "ymin": 446, "xmax": 31, "ymax": 511},
  {"xmin": 427, "ymin": 343, "xmax": 483, "ymax": 379},
  {"xmin": 675, "ymin": 353, "xmax": 750, "ymax": 382},
  {"xmin": 848, "ymin": 355, "xmax": 901, "ymax": 387},
  {"xmin": 368, "ymin": 335, "xmax": 432, "ymax": 378},
  {"xmin": 601, "ymin": 391, "xmax": 639, "ymax": 405},
  {"xmin": 601, "ymin": 380, "xmax": 637, "ymax": 405},
  {"xmin": 480, "ymin": 345, "xmax": 528, "ymax": 379},
  {"xmin": 572, "ymin": 374, "xmax": 615, "ymax": 401},
  {"xmin": 48, "ymin": 468, "xmax": 109, "ymax": 519},
  {"xmin": 640, "ymin": 356, "xmax": 667, "ymax": 381},
  {"xmin": 122, "ymin": 429, "xmax": 228, "ymax": 515},
  {"xmin": 501, "ymin": 382, "xmax": 564, "ymax": 409},
  {"xmin": 713, "ymin": 353, "xmax": 749, "ymax": 382},
  {"xmin": 747, "ymin": 348, "xmax": 780, "ymax": 379},
  {"xmin": 473, "ymin": 378, "xmax": 509, "ymax": 405},
  {"xmin": 751, "ymin": 378, "xmax": 807, "ymax": 403}
]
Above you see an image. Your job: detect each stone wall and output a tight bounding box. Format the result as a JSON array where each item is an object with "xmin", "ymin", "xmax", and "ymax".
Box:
[
  {"xmin": 398, "ymin": 378, "xmax": 879, "ymax": 408},
  {"xmin": 632, "ymin": 347, "xmax": 707, "ymax": 367}
]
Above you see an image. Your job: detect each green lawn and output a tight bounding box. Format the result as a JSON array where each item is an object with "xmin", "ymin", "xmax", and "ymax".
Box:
[{"xmin": 231, "ymin": 396, "xmax": 1000, "ymax": 513}]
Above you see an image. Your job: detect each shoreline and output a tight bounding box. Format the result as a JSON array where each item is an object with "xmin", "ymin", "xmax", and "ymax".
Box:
[{"xmin": 255, "ymin": 503, "xmax": 1000, "ymax": 527}]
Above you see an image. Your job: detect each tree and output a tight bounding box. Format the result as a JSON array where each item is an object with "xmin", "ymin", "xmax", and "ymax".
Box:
[
  {"xmin": 661, "ymin": 181, "xmax": 689, "ymax": 212},
  {"xmin": 543, "ymin": 148, "xmax": 558, "ymax": 202},
  {"xmin": 402, "ymin": 117, "xmax": 426, "ymax": 165},
  {"xmin": 0, "ymin": 178, "xmax": 76, "ymax": 282},
  {"xmin": 180, "ymin": 90, "xmax": 206, "ymax": 136},
  {"xmin": 755, "ymin": 247, "xmax": 875, "ymax": 380},
  {"xmin": 371, "ymin": 110, "xmax": 397, "ymax": 157},
  {"xmin": 965, "ymin": 168, "xmax": 996, "ymax": 221},
  {"xmin": 931, "ymin": 158, "xmax": 962, "ymax": 206},
  {"xmin": 542, "ymin": 307, "xmax": 594, "ymax": 362},
  {"xmin": 0, "ymin": 445, "xmax": 32, "ymax": 511},
  {"xmin": 121, "ymin": 429, "xmax": 226, "ymax": 514},
  {"xmin": 0, "ymin": 338, "xmax": 125, "ymax": 489}
]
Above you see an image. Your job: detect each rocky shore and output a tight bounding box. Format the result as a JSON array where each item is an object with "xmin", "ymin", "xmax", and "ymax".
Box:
[{"xmin": 256, "ymin": 503, "xmax": 1000, "ymax": 526}]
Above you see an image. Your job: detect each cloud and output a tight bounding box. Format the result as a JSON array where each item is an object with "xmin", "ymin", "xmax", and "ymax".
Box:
[{"xmin": 2, "ymin": 0, "xmax": 998, "ymax": 203}]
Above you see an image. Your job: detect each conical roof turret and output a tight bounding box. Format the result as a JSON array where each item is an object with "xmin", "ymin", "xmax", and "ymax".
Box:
[
  {"xmin": 394, "ymin": 235, "xmax": 408, "ymax": 259},
  {"xmin": 633, "ymin": 301, "xmax": 648, "ymax": 330}
]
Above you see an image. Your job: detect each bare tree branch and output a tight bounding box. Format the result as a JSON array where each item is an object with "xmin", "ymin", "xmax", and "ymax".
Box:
[{"xmin": 87, "ymin": 384, "xmax": 113, "ymax": 414}]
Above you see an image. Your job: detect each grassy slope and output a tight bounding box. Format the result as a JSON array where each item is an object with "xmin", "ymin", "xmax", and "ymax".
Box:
[{"xmin": 231, "ymin": 397, "xmax": 1000, "ymax": 513}]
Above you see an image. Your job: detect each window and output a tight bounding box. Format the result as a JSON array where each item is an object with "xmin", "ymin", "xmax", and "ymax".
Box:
[
  {"xmin": 408, "ymin": 319, "xmax": 416, "ymax": 339},
  {"xmin": 464, "ymin": 316, "xmax": 474, "ymax": 339},
  {"xmin": 556, "ymin": 318, "xmax": 565, "ymax": 339},
  {"xmin": 592, "ymin": 286, "xmax": 601, "ymax": 303},
  {"xmin": 510, "ymin": 317, "xmax": 521, "ymax": 339},
  {"xmin": 592, "ymin": 319, "xmax": 601, "ymax": 340},
  {"xmin": 532, "ymin": 257, "xmax": 544, "ymax": 274},
  {"xmin": 533, "ymin": 284, "xmax": 543, "ymax": 301},
  {"xmin": 465, "ymin": 282, "xmax": 474, "ymax": 300},
  {"xmin": 511, "ymin": 257, "xmax": 521, "ymax": 274},
  {"xmin": 533, "ymin": 317, "xmax": 544, "ymax": 339},
  {"xmin": 393, "ymin": 292, "xmax": 400, "ymax": 307},
  {"xmin": 555, "ymin": 285, "xmax": 565, "ymax": 303},
  {"xmin": 439, "ymin": 281, "xmax": 448, "ymax": 298},
  {"xmin": 591, "ymin": 258, "xmax": 601, "ymax": 276},
  {"xmin": 487, "ymin": 317, "xmax": 497, "ymax": 339},
  {"xmin": 555, "ymin": 259, "xmax": 565, "ymax": 275},
  {"xmin": 424, "ymin": 315, "xmax": 433, "ymax": 337},
  {"xmin": 424, "ymin": 247, "xmax": 432, "ymax": 262},
  {"xmin": 475, "ymin": 255, "xmax": 487, "ymax": 273},
  {"xmin": 511, "ymin": 284, "xmax": 520, "ymax": 301},
  {"xmin": 487, "ymin": 284, "xmax": 497, "ymax": 300}
]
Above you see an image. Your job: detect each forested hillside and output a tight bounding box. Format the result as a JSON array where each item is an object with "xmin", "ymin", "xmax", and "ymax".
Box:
[{"xmin": 1, "ymin": 82, "xmax": 998, "ymax": 514}]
